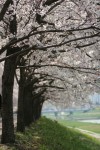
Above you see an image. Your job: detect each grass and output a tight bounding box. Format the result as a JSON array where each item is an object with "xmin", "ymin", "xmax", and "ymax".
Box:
[
  {"xmin": 10, "ymin": 118, "xmax": 100, "ymax": 149},
  {"xmin": 58, "ymin": 120, "xmax": 100, "ymax": 133},
  {"xmin": 0, "ymin": 117, "xmax": 100, "ymax": 150}
]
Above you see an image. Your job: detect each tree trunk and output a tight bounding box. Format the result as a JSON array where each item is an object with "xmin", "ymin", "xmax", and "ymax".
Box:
[
  {"xmin": 32, "ymin": 88, "xmax": 46, "ymax": 122},
  {"xmin": 23, "ymin": 84, "xmax": 34, "ymax": 126},
  {"xmin": 1, "ymin": 47, "xmax": 18, "ymax": 143},
  {"xmin": 17, "ymin": 68, "xmax": 25, "ymax": 132},
  {"xmin": 33, "ymin": 97, "xmax": 44, "ymax": 121},
  {"xmin": 23, "ymin": 86, "xmax": 44, "ymax": 125},
  {"xmin": 36, "ymin": 102, "xmax": 43, "ymax": 119},
  {"xmin": 23, "ymin": 90, "xmax": 43, "ymax": 125}
]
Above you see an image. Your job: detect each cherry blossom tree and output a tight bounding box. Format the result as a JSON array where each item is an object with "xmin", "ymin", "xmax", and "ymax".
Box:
[{"xmin": 0, "ymin": 0, "xmax": 100, "ymax": 143}]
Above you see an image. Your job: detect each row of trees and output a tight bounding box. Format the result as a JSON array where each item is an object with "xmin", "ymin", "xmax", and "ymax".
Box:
[{"xmin": 0, "ymin": 0, "xmax": 99, "ymax": 143}]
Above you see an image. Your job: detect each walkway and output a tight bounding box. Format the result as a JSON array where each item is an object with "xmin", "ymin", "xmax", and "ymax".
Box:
[
  {"xmin": 68, "ymin": 126, "xmax": 100, "ymax": 140},
  {"xmin": 75, "ymin": 128, "xmax": 100, "ymax": 140}
]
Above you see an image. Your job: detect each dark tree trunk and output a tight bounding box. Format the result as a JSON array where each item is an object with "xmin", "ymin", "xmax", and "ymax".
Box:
[
  {"xmin": 37, "ymin": 102, "xmax": 43, "ymax": 119},
  {"xmin": 32, "ymin": 89, "xmax": 46, "ymax": 122},
  {"xmin": 33, "ymin": 96, "xmax": 44, "ymax": 121},
  {"xmin": 23, "ymin": 86, "xmax": 45, "ymax": 125},
  {"xmin": 17, "ymin": 68, "xmax": 25, "ymax": 132},
  {"xmin": 1, "ymin": 47, "xmax": 18, "ymax": 143},
  {"xmin": 23, "ymin": 84, "xmax": 34, "ymax": 126},
  {"xmin": 24, "ymin": 91, "xmax": 44, "ymax": 125}
]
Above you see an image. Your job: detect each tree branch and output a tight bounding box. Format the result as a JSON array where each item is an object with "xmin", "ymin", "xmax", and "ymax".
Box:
[
  {"xmin": 0, "ymin": 31, "xmax": 99, "ymax": 63},
  {"xmin": 35, "ymin": 85, "xmax": 64, "ymax": 89},
  {"xmin": 0, "ymin": 0, "xmax": 13, "ymax": 21},
  {"xmin": 0, "ymin": 26, "xmax": 98, "ymax": 55},
  {"xmin": 17, "ymin": 64, "xmax": 98, "ymax": 71}
]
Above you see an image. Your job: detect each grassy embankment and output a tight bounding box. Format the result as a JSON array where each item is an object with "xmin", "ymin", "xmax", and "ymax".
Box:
[{"xmin": 0, "ymin": 117, "xmax": 100, "ymax": 150}]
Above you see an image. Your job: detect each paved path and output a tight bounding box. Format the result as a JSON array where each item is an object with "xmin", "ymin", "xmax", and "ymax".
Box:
[
  {"xmin": 68, "ymin": 126, "xmax": 100, "ymax": 140},
  {"xmin": 75, "ymin": 128, "xmax": 100, "ymax": 140}
]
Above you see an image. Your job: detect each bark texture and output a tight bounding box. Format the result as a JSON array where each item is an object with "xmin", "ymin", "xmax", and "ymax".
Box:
[
  {"xmin": 17, "ymin": 67, "xmax": 25, "ymax": 132},
  {"xmin": 1, "ymin": 47, "xmax": 18, "ymax": 143},
  {"xmin": 23, "ymin": 84, "xmax": 33, "ymax": 126}
]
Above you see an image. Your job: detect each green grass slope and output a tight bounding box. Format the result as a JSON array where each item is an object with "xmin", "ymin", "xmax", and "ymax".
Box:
[
  {"xmin": 15, "ymin": 117, "xmax": 100, "ymax": 150},
  {"xmin": 0, "ymin": 117, "xmax": 100, "ymax": 150}
]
